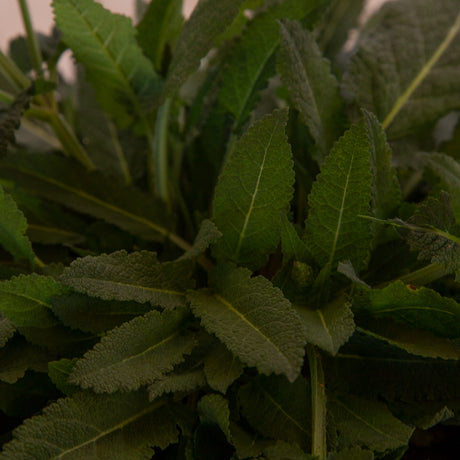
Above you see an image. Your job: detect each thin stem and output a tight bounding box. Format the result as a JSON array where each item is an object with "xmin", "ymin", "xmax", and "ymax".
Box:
[
  {"xmin": 0, "ymin": 50, "xmax": 30, "ymax": 90},
  {"xmin": 107, "ymin": 119, "xmax": 132, "ymax": 185},
  {"xmin": 34, "ymin": 255, "xmax": 45, "ymax": 268},
  {"xmin": 397, "ymin": 263, "xmax": 447, "ymax": 286},
  {"xmin": 18, "ymin": 0, "xmax": 44, "ymax": 77},
  {"xmin": 307, "ymin": 344, "xmax": 327, "ymax": 460}
]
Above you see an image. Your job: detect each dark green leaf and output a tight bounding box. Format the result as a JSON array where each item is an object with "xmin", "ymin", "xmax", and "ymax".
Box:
[
  {"xmin": 263, "ymin": 441, "xmax": 314, "ymax": 460},
  {"xmin": 48, "ymin": 358, "xmax": 79, "ymax": 396},
  {"xmin": 198, "ymin": 394, "xmax": 231, "ymax": 441},
  {"xmin": 177, "ymin": 219, "xmax": 222, "ymax": 262},
  {"xmin": 328, "ymin": 446, "xmax": 374, "ymax": 460},
  {"xmin": 0, "ymin": 312, "xmax": 15, "ymax": 347}
]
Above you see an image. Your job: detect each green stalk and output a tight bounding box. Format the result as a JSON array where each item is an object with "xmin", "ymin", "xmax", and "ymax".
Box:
[
  {"xmin": 107, "ymin": 119, "xmax": 132, "ymax": 185},
  {"xmin": 398, "ymin": 263, "xmax": 447, "ymax": 286},
  {"xmin": 18, "ymin": 0, "xmax": 44, "ymax": 77},
  {"xmin": 307, "ymin": 344, "xmax": 327, "ymax": 460},
  {"xmin": 0, "ymin": 50, "xmax": 30, "ymax": 90}
]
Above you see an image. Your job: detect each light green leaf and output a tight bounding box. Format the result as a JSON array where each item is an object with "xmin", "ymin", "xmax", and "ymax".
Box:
[
  {"xmin": 328, "ymin": 394, "xmax": 413, "ymax": 452},
  {"xmin": 342, "ymin": 0, "xmax": 460, "ymax": 138},
  {"xmin": 188, "ymin": 264, "xmax": 305, "ymax": 382},
  {"xmin": 198, "ymin": 394, "xmax": 231, "ymax": 442},
  {"xmin": 328, "ymin": 446, "xmax": 374, "ymax": 460},
  {"xmin": 218, "ymin": 0, "xmax": 327, "ymax": 126},
  {"xmin": 136, "ymin": 0, "xmax": 183, "ymax": 73},
  {"xmin": 212, "ymin": 109, "xmax": 294, "ymax": 269},
  {"xmin": 238, "ymin": 375, "xmax": 311, "ymax": 450},
  {"xmin": 0, "ymin": 185, "xmax": 34, "ymax": 264},
  {"xmin": 277, "ymin": 19, "xmax": 344, "ymax": 163},
  {"xmin": 295, "ymin": 296, "xmax": 355, "ymax": 355},
  {"xmin": 162, "ymin": 0, "xmax": 243, "ymax": 98},
  {"xmin": 361, "ymin": 280, "xmax": 460, "ymax": 339},
  {"xmin": 69, "ymin": 308, "xmax": 196, "ymax": 393},
  {"xmin": 50, "ymin": 293, "xmax": 152, "ymax": 334},
  {"xmin": 0, "ymin": 153, "xmax": 173, "ymax": 242},
  {"xmin": 304, "ymin": 122, "xmax": 372, "ymax": 271},
  {"xmin": 0, "ymin": 392, "xmax": 178, "ymax": 459},
  {"xmin": 0, "ymin": 313, "xmax": 15, "ymax": 347},
  {"xmin": 53, "ymin": 0, "xmax": 161, "ymax": 127},
  {"xmin": 61, "ymin": 250, "xmax": 194, "ymax": 308},
  {"xmin": 177, "ymin": 219, "xmax": 222, "ymax": 262},
  {"xmin": 203, "ymin": 342, "xmax": 244, "ymax": 394}
]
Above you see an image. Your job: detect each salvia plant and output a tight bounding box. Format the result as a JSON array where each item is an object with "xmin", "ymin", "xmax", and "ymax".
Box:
[{"xmin": 0, "ymin": 0, "xmax": 460, "ymax": 458}]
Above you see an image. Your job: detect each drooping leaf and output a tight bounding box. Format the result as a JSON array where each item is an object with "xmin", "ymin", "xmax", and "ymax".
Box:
[
  {"xmin": 61, "ymin": 250, "xmax": 193, "ymax": 308},
  {"xmin": 177, "ymin": 219, "xmax": 222, "ymax": 262},
  {"xmin": 277, "ymin": 19, "xmax": 344, "ymax": 163},
  {"xmin": 0, "ymin": 312, "xmax": 15, "ymax": 347},
  {"xmin": 203, "ymin": 342, "xmax": 244, "ymax": 394},
  {"xmin": 69, "ymin": 308, "xmax": 196, "ymax": 393},
  {"xmin": 304, "ymin": 122, "xmax": 372, "ymax": 271},
  {"xmin": 328, "ymin": 394, "xmax": 413, "ymax": 452},
  {"xmin": 238, "ymin": 375, "xmax": 311, "ymax": 450},
  {"xmin": 198, "ymin": 394, "xmax": 231, "ymax": 442},
  {"xmin": 48, "ymin": 358, "xmax": 79, "ymax": 396},
  {"xmin": 212, "ymin": 109, "xmax": 294, "ymax": 269},
  {"xmin": 50, "ymin": 293, "xmax": 152, "ymax": 334},
  {"xmin": 53, "ymin": 0, "xmax": 161, "ymax": 127},
  {"xmin": 328, "ymin": 446, "xmax": 374, "ymax": 460},
  {"xmin": 162, "ymin": 0, "xmax": 244, "ymax": 98},
  {"xmin": 0, "ymin": 153, "xmax": 173, "ymax": 242},
  {"xmin": 136, "ymin": 0, "xmax": 183, "ymax": 73},
  {"xmin": 218, "ymin": 0, "xmax": 327, "ymax": 126},
  {"xmin": 1, "ymin": 392, "xmax": 179, "ymax": 459},
  {"xmin": 342, "ymin": 0, "xmax": 460, "ymax": 139},
  {"xmin": 0, "ymin": 185, "xmax": 35, "ymax": 264},
  {"xmin": 294, "ymin": 296, "xmax": 355, "ymax": 355},
  {"xmin": 188, "ymin": 264, "xmax": 305, "ymax": 382},
  {"xmin": 0, "ymin": 88, "xmax": 31, "ymax": 156}
]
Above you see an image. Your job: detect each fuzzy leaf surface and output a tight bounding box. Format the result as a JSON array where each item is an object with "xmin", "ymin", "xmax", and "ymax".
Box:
[
  {"xmin": 53, "ymin": 0, "xmax": 161, "ymax": 127},
  {"xmin": 0, "ymin": 153, "xmax": 172, "ymax": 241},
  {"xmin": 328, "ymin": 394, "xmax": 413, "ymax": 452},
  {"xmin": 69, "ymin": 308, "xmax": 196, "ymax": 393},
  {"xmin": 177, "ymin": 219, "xmax": 222, "ymax": 262},
  {"xmin": 342, "ymin": 0, "xmax": 460, "ymax": 138},
  {"xmin": 304, "ymin": 122, "xmax": 372, "ymax": 271},
  {"xmin": 0, "ymin": 185, "xmax": 34, "ymax": 264},
  {"xmin": 295, "ymin": 297, "xmax": 355, "ymax": 355},
  {"xmin": 277, "ymin": 19, "xmax": 344, "ymax": 162},
  {"xmin": 162, "ymin": 0, "xmax": 243, "ymax": 98},
  {"xmin": 188, "ymin": 264, "xmax": 305, "ymax": 382},
  {"xmin": 0, "ymin": 313, "xmax": 15, "ymax": 347},
  {"xmin": 238, "ymin": 375, "xmax": 311, "ymax": 450},
  {"xmin": 48, "ymin": 358, "xmax": 79, "ymax": 396},
  {"xmin": 0, "ymin": 392, "xmax": 178, "ymax": 459},
  {"xmin": 61, "ymin": 250, "xmax": 193, "ymax": 308},
  {"xmin": 212, "ymin": 109, "xmax": 294, "ymax": 269}
]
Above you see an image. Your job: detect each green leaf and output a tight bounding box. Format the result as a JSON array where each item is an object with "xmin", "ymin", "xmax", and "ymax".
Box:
[
  {"xmin": 188, "ymin": 264, "xmax": 305, "ymax": 382},
  {"xmin": 0, "ymin": 185, "xmax": 34, "ymax": 264},
  {"xmin": 0, "ymin": 153, "xmax": 173, "ymax": 242},
  {"xmin": 218, "ymin": 0, "xmax": 326, "ymax": 126},
  {"xmin": 358, "ymin": 280, "xmax": 460, "ymax": 339},
  {"xmin": 342, "ymin": 0, "xmax": 460, "ymax": 138},
  {"xmin": 1, "ymin": 392, "xmax": 179, "ymax": 459},
  {"xmin": 69, "ymin": 308, "xmax": 196, "ymax": 393},
  {"xmin": 177, "ymin": 219, "xmax": 222, "ymax": 262},
  {"xmin": 203, "ymin": 342, "xmax": 244, "ymax": 394},
  {"xmin": 50, "ymin": 293, "xmax": 152, "ymax": 334},
  {"xmin": 61, "ymin": 250, "xmax": 193, "ymax": 308},
  {"xmin": 294, "ymin": 296, "xmax": 355, "ymax": 355},
  {"xmin": 280, "ymin": 214, "xmax": 311, "ymax": 264},
  {"xmin": 277, "ymin": 19, "xmax": 344, "ymax": 163},
  {"xmin": 53, "ymin": 0, "xmax": 161, "ymax": 127},
  {"xmin": 136, "ymin": 0, "xmax": 183, "ymax": 73},
  {"xmin": 162, "ymin": 0, "xmax": 244, "ymax": 98},
  {"xmin": 263, "ymin": 441, "xmax": 314, "ymax": 460},
  {"xmin": 198, "ymin": 394, "xmax": 231, "ymax": 442},
  {"xmin": 238, "ymin": 375, "xmax": 311, "ymax": 450},
  {"xmin": 304, "ymin": 122, "xmax": 372, "ymax": 271},
  {"xmin": 0, "ymin": 312, "xmax": 15, "ymax": 347},
  {"xmin": 212, "ymin": 109, "xmax": 294, "ymax": 269},
  {"xmin": 48, "ymin": 358, "xmax": 79, "ymax": 396},
  {"xmin": 328, "ymin": 394, "xmax": 413, "ymax": 452},
  {"xmin": 328, "ymin": 446, "xmax": 374, "ymax": 460}
]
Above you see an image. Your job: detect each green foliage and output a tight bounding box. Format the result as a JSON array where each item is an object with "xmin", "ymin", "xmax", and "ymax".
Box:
[{"xmin": 1, "ymin": 0, "xmax": 460, "ymax": 458}]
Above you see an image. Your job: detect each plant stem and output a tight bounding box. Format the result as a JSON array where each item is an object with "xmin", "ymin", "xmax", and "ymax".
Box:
[
  {"xmin": 0, "ymin": 51, "xmax": 30, "ymax": 90},
  {"xmin": 18, "ymin": 0, "xmax": 44, "ymax": 77},
  {"xmin": 307, "ymin": 344, "xmax": 327, "ymax": 460},
  {"xmin": 398, "ymin": 262, "xmax": 447, "ymax": 286}
]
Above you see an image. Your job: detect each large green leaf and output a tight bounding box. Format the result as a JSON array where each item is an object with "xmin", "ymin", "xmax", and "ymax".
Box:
[
  {"xmin": 69, "ymin": 308, "xmax": 196, "ymax": 393},
  {"xmin": 0, "ymin": 313, "xmax": 15, "ymax": 347},
  {"xmin": 53, "ymin": 0, "xmax": 161, "ymax": 127},
  {"xmin": 198, "ymin": 394, "xmax": 231, "ymax": 442},
  {"xmin": 218, "ymin": 0, "xmax": 326, "ymax": 126},
  {"xmin": 61, "ymin": 250, "xmax": 194, "ymax": 308},
  {"xmin": 0, "ymin": 185, "xmax": 34, "ymax": 264},
  {"xmin": 188, "ymin": 264, "xmax": 305, "ymax": 382},
  {"xmin": 277, "ymin": 19, "xmax": 344, "ymax": 163},
  {"xmin": 238, "ymin": 375, "xmax": 311, "ymax": 450},
  {"xmin": 0, "ymin": 392, "xmax": 178, "ymax": 459},
  {"xmin": 212, "ymin": 109, "xmax": 294, "ymax": 269},
  {"xmin": 162, "ymin": 0, "xmax": 243, "ymax": 98},
  {"xmin": 304, "ymin": 122, "xmax": 372, "ymax": 271},
  {"xmin": 342, "ymin": 0, "xmax": 460, "ymax": 139},
  {"xmin": 0, "ymin": 153, "xmax": 173, "ymax": 242}
]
